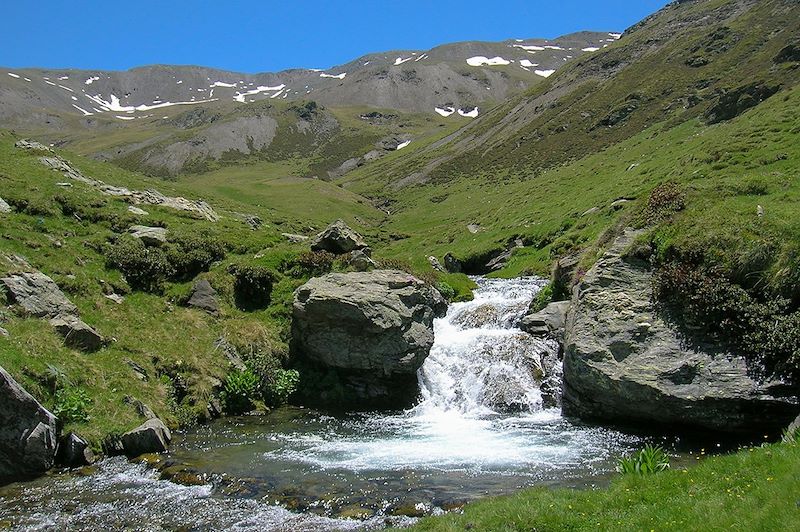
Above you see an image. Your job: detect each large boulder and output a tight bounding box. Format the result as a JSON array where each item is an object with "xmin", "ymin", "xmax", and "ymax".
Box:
[
  {"xmin": 292, "ymin": 270, "xmax": 447, "ymax": 407},
  {"xmin": 0, "ymin": 272, "xmax": 78, "ymax": 318},
  {"xmin": 562, "ymin": 230, "xmax": 798, "ymax": 433},
  {"xmin": 121, "ymin": 418, "xmax": 172, "ymax": 457},
  {"xmin": 310, "ymin": 220, "xmax": 367, "ymax": 254},
  {"xmin": 0, "ymin": 366, "xmax": 58, "ymax": 481}
]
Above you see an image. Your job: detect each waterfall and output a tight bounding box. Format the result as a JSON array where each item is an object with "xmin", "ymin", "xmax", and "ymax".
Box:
[{"xmin": 412, "ymin": 277, "xmax": 561, "ymax": 418}]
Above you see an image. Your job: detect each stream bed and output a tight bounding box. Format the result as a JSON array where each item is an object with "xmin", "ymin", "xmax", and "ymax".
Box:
[{"xmin": 0, "ymin": 277, "xmax": 687, "ymax": 530}]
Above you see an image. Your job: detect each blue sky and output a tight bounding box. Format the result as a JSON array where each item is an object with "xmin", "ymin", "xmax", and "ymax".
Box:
[{"xmin": 1, "ymin": 1, "xmax": 669, "ymax": 73}]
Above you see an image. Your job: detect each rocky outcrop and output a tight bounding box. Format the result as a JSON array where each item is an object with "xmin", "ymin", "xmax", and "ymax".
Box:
[
  {"xmin": 49, "ymin": 315, "xmax": 103, "ymax": 352},
  {"xmin": 0, "ymin": 366, "xmax": 58, "ymax": 481},
  {"xmin": 310, "ymin": 220, "xmax": 367, "ymax": 254},
  {"xmin": 128, "ymin": 225, "xmax": 168, "ymax": 246},
  {"xmin": 443, "ymin": 253, "xmax": 462, "ymax": 273},
  {"xmin": 0, "ymin": 271, "xmax": 102, "ymax": 352},
  {"xmin": 348, "ymin": 249, "xmax": 376, "ymax": 272},
  {"xmin": 56, "ymin": 432, "xmax": 95, "ymax": 468},
  {"xmin": 0, "ymin": 272, "xmax": 78, "ymax": 318},
  {"xmin": 428, "ymin": 256, "xmax": 445, "ymax": 272},
  {"xmin": 121, "ymin": 418, "xmax": 172, "ymax": 457},
  {"xmin": 186, "ymin": 279, "xmax": 219, "ymax": 316},
  {"xmin": 37, "ymin": 153, "xmax": 219, "ymax": 221},
  {"xmin": 519, "ymin": 301, "xmax": 570, "ymax": 341},
  {"xmin": 562, "ymin": 230, "xmax": 798, "ymax": 433},
  {"xmin": 292, "ymin": 270, "xmax": 447, "ymax": 407}
]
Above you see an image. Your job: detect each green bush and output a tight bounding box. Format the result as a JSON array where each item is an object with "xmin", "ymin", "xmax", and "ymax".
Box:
[
  {"xmin": 286, "ymin": 250, "xmax": 336, "ymax": 277},
  {"xmin": 53, "ymin": 387, "xmax": 92, "ymax": 424},
  {"xmin": 265, "ymin": 368, "xmax": 300, "ymax": 406},
  {"xmin": 105, "ymin": 236, "xmax": 174, "ymax": 293},
  {"xmin": 640, "ymin": 182, "xmax": 686, "ymax": 224},
  {"xmin": 228, "ymin": 263, "xmax": 276, "ymax": 310},
  {"xmin": 219, "ymin": 369, "xmax": 260, "ymax": 415},
  {"xmin": 167, "ymin": 232, "xmax": 226, "ymax": 281},
  {"xmin": 617, "ymin": 444, "xmax": 670, "ymax": 475}
]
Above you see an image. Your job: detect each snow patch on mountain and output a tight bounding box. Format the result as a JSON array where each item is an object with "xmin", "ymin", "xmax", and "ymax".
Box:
[
  {"xmin": 320, "ymin": 72, "xmax": 346, "ymax": 79},
  {"xmin": 467, "ymin": 56, "xmax": 511, "ymax": 66}
]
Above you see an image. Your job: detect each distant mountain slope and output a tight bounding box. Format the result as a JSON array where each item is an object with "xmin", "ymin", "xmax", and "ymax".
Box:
[
  {"xmin": 344, "ymin": 0, "xmax": 799, "ymax": 193},
  {"xmin": 0, "ymin": 32, "xmax": 613, "ymax": 127}
]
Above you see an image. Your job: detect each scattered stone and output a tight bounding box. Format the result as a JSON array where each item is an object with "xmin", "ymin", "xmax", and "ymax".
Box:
[
  {"xmin": 121, "ymin": 418, "xmax": 172, "ymax": 458},
  {"xmin": 128, "ymin": 225, "xmax": 168, "ymax": 246},
  {"xmin": 610, "ymin": 198, "xmax": 630, "ymax": 210},
  {"xmin": 0, "ymin": 327, "xmax": 8, "ymax": 337},
  {"xmin": 349, "ymin": 249, "xmax": 377, "ymax": 272},
  {"xmin": 519, "ymin": 301, "xmax": 570, "ymax": 341},
  {"xmin": 56, "ymin": 432, "xmax": 95, "ymax": 468},
  {"xmin": 125, "ymin": 360, "xmax": 149, "ymax": 381},
  {"xmin": 14, "ymin": 139, "xmax": 52, "ymax": 152},
  {"xmin": 428, "ymin": 256, "xmax": 446, "ymax": 272},
  {"xmin": 127, "ymin": 205, "xmax": 149, "ymax": 216},
  {"xmin": 292, "ymin": 270, "xmax": 447, "ymax": 408},
  {"xmin": 626, "ymin": 163, "xmax": 640, "ymax": 171},
  {"xmin": 49, "ymin": 315, "xmax": 103, "ymax": 352},
  {"xmin": 467, "ymin": 224, "xmax": 481, "ymax": 234},
  {"xmin": 0, "ymin": 365, "xmax": 58, "ymax": 481},
  {"xmin": 186, "ymin": 279, "xmax": 219, "ymax": 316},
  {"xmin": 443, "ymin": 253, "xmax": 462, "ymax": 273},
  {"xmin": 0, "ymin": 197, "xmax": 12, "ymax": 214},
  {"xmin": 757, "ymin": 205, "xmax": 764, "ymax": 217},
  {"xmin": 581, "ymin": 207, "xmax": 600, "ymax": 217},
  {"xmin": 233, "ymin": 213, "xmax": 262, "ymax": 230},
  {"xmin": 310, "ymin": 220, "xmax": 368, "ymax": 254},
  {"xmin": 55, "ymin": 182, "xmax": 72, "ymax": 187},
  {"xmin": 486, "ymin": 240, "xmax": 524, "ymax": 272},
  {"xmin": 103, "ymin": 293, "xmax": 124, "ymax": 305},
  {"xmin": 123, "ymin": 397, "xmax": 157, "ymax": 420},
  {"xmin": 282, "ymin": 233, "xmax": 309, "ymax": 243},
  {"xmin": 562, "ymin": 229, "xmax": 798, "ymax": 433},
  {"xmin": 0, "ymin": 272, "xmax": 78, "ymax": 318}
]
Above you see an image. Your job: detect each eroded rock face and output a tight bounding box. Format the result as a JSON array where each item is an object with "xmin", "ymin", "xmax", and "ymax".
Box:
[
  {"xmin": 292, "ymin": 270, "xmax": 447, "ymax": 407},
  {"xmin": 562, "ymin": 230, "xmax": 798, "ymax": 433},
  {"xmin": 310, "ymin": 220, "xmax": 367, "ymax": 254},
  {"xmin": 0, "ymin": 366, "xmax": 58, "ymax": 481},
  {"xmin": 0, "ymin": 272, "xmax": 78, "ymax": 318}
]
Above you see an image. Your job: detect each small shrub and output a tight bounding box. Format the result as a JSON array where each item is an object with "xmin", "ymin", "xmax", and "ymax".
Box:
[
  {"xmin": 287, "ymin": 250, "xmax": 336, "ymax": 277},
  {"xmin": 105, "ymin": 236, "xmax": 173, "ymax": 293},
  {"xmin": 736, "ymin": 178, "xmax": 770, "ymax": 196},
  {"xmin": 219, "ymin": 369, "xmax": 260, "ymax": 415},
  {"xmin": 531, "ymin": 283, "xmax": 554, "ymax": 313},
  {"xmin": 53, "ymin": 387, "xmax": 92, "ymax": 424},
  {"xmin": 227, "ymin": 264, "xmax": 276, "ymax": 310},
  {"xmin": 640, "ymin": 182, "xmax": 685, "ymax": 224},
  {"xmin": 265, "ymin": 368, "xmax": 300, "ymax": 406},
  {"xmin": 435, "ymin": 281, "xmax": 457, "ymax": 302},
  {"xmin": 375, "ymin": 258, "xmax": 414, "ymax": 273},
  {"xmin": 617, "ymin": 444, "xmax": 670, "ymax": 475}
]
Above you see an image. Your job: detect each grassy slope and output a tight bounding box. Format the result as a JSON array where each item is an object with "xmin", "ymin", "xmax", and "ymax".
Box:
[
  {"xmin": 410, "ymin": 440, "xmax": 800, "ymax": 531},
  {"xmin": 0, "ymin": 130, "xmax": 388, "ymax": 443}
]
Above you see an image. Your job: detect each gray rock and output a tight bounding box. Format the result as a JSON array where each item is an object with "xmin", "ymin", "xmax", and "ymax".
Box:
[
  {"xmin": 428, "ymin": 256, "xmax": 446, "ymax": 272},
  {"xmin": 0, "ymin": 272, "xmax": 78, "ymax": 318},
  {"xmin": 14, "ymin": 139, "xmax": 52, "ymax": 152},
  {"xmin": 121, "ymin": 418, "xmax": 172, "ymax": 457},
  {"xmin": 127, "ymin": 205, "xmax": 149, "ymax": 216},
  {"xmin": 0, "ymin": 197, "xmax": 11, "ymax": 214},
  {"xmin": 49, "ymin": 315, "xmax": 103, "ymax": 352},
  {"xmin": 349, "ymin": 249, "xmax": 377, "ymax": 272},
  {"xmin": 292, "ymin": 270, "xmax": 447, "ymax": 407},
  {"xmin": 443, "ymin": 252, "xmax": 462, "ymax": 273},
  {"xmin": 0, "ymin": 327, "xmax": 8, "ymax": 337},
  {"xmin": 562, "ymin": 229, "xmax": 798, "ymax": 433},
  {"xmin": 784, "ymin": 413, "xmax": 800, "ymax": 441},
  {"xmin": 610, "ymin": 198, "xmax": 630, "ymax": 210},
  {"xmin": 103, "ymin": 293, "xmax": 124, "ymax": 305},
  {"xmin": 128, "ymin": 225, "xmax": 168, "ymax": 246},
  {"xmin": 519, "ymin": 301, "xmax": 570, "ymax": 340},
  {"xmin": 56, "ymin": 432, "xmax": 95, "ymax": 468},
  {"xmin": 310, "ymin": 220, "xmax": 367, "ymax": 254},
  {"xmin": 186, "ymin": 279, "xmax": 219, "ymax": 316},
  {"xmin": 282, "ymin": 233, "xmax": 309, "ymax": 243},
  {"xmin": 0, "ymin": 366, "xmax": 58, "ymax": 480},
  {"xmin": 467, "ymin": 224, "xmax": 481, "ymax": 234}
]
